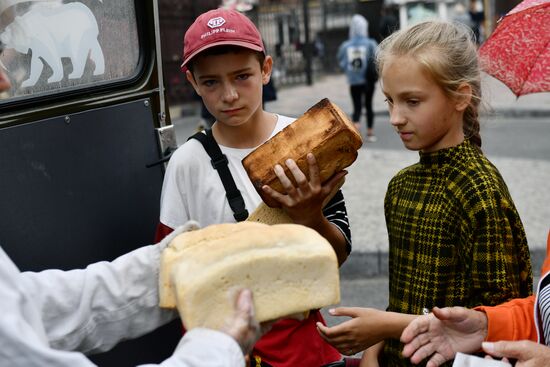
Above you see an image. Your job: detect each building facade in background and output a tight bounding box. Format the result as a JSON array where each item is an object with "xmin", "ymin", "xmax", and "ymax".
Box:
[{"xmin": 159, "ymin": 0, "xmax": 521, "ymax": 110}]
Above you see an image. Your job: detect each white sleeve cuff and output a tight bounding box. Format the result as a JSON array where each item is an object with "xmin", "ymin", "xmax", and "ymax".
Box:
[{"xmin": 169, "ymin": 328, "xmax": 245, "ymax": 367}]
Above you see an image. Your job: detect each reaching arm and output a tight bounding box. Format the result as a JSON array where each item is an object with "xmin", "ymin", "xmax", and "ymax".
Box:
[
  {"xmin": 316, "ymin": 307, "xmax": 417, "ymax": 355},
  {"xmin": 400, "ymin": 306, "xmax": 489, "ymax": 367},
  {"xmin": 2, "ymin": 226, "xmax": 260, "ymax": 366},
  {"xmin": 20, "ymin": 224, "xmax": 198, "ymax": 354}
]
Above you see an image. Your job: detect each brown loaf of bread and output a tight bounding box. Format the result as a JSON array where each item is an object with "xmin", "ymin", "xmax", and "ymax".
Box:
[{"xmin": 242, "ymin": 98, "xmax": 362, "ymax": 205}]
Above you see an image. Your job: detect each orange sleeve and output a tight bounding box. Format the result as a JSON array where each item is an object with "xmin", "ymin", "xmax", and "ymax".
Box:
[
  {"xmin": 154, "ymin": 222, "xmax": 174, "ymax": 243},
  {"xmin": 542, "ymin": 230, "xmax": 550, "ymax": 274},
  {"xmin": 474, "ymin": 230, "xmax": 550, "ymax": 342},
  {"xmin": 475, "ymin": 296, "xmax": 537, "ymax": 342}
]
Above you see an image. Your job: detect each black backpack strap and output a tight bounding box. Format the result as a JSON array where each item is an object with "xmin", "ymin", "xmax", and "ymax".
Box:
[{"xmin": 188, "ymin": 129, "xmax": 249, "ymax": 222}]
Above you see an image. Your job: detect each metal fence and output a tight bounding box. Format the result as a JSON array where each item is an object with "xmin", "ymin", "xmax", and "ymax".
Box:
[
  {"xmin": 255, "ymin": 0, "xmax": 356, "ymax": 87},
  {"xmin": 160, "ymin": 0, "xmax": 359, "ymax": 106}
]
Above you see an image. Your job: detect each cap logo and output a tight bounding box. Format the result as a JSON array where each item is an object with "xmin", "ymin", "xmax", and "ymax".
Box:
[{"xmin": 208, "ymin": 17, "xmax": 226, "ymax": 29}]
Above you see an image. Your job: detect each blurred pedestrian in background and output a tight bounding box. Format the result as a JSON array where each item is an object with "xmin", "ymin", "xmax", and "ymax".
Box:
[
  {"xmin": 469, "ymin": 0, "xmax": 485, "ymax": 45},
  {"xmin": 379, "ymin": 5, "xmax": 399, "ymax": 40},
  {"xmin": 337, "ymin": 14, "xmax": 378, "ymax": 142}
]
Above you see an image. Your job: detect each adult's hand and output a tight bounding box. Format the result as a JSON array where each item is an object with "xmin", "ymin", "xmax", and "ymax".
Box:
[
  {"xmin": 221, "ymin": 289, "xmax": 261, "ymax": 355},
  {"xmin": 401, "ymin": 306, "xmax": 488, "ymax": 367},
  {"xmin": 483, "ymin": 340, "xmax": 550, "ymax": 367},
  {"xmin": 316, "ymin": 307, "xmax": 415, "ymax": 356}
]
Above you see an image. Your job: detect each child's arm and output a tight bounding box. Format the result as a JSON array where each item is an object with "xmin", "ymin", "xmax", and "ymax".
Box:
[
  {"xmin": 315, "ymin": 307, "xmax": 417, "ymax": 355},
  {"xmin": 360, "ymin": 341, "xmax": 384, "ymax": 367},
  {"xmin": 261, "ymin": 153, "xmax": 349, "ymax": 265}
]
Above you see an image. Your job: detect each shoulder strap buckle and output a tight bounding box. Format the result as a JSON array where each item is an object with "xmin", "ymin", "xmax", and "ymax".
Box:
[{"xmin": 211, "ymin": 154, "xmax": 229, "ymax": 170}]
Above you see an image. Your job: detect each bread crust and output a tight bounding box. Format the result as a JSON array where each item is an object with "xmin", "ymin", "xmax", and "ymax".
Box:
[
  {"xmin": 242, "ymin": 98, "xmax": 362, "ymax": 205},
  {"xmin": 159, "ymin": 222, "xmax": 340, "ymax": 330}
]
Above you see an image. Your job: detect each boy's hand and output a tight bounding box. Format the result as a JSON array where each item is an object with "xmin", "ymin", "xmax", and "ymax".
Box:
[{"xmin": 261, "ymin": 153, "xmax": 347, "ymax": 227}]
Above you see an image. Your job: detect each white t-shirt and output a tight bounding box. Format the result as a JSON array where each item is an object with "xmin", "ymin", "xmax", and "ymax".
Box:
[{"xmin": 159, "ymin": 115, "xmax": 295, "ymax": 228}]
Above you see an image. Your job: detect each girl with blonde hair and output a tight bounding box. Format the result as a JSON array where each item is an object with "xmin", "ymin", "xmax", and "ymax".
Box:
[{"xmin": 317, "ymin": 20, "xmax": 532, "ymax": 367}]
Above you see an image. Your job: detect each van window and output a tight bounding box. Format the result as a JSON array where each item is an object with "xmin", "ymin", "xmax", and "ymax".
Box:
[{"xmin": 0, "ymin": 0, "xmax": 139, "ymax": 100}]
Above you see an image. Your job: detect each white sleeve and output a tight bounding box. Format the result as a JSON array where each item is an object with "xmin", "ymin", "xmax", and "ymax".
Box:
[
  {"xmin": 20, "ymin": 244, "xmax": 177, "ymax": 354},
  {"xmin": 19, "ymin": 224, "xmax": 197, "ymax": 354},
  {"xmin": 1, "ymin": 313, "xmax": 244, "ymax": 367},
  {"xmin": 146, "ymin": 329, "xmax": 245, "ymax": 367},
  {"xmin": 1, "ymin": 223, "xmax": 245, "ymax": 367}
]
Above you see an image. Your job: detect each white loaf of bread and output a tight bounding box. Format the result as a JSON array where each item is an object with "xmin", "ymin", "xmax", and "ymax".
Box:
[{"xmin": 159, "ymin": 222, "xmax": 340, "ymax": 330}]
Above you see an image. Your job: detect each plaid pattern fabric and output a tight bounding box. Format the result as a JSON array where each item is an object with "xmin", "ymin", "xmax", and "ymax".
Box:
[{"xmin": 382, "ymin": 140, "xmax": 533, "ymax": 366}]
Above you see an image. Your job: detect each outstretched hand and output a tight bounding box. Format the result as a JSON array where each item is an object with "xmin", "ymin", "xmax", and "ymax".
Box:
[
  {"xmin": 482, "ymin": 340, "xmax": 550, "ymax": 367},
  {"xmin": 400, "ymin": 307, "xmax": 488, "ymax": 367},
  {"xmin": 221, "ymin": 289, "xmax": 262, "ymax": 355},
  {"xmin": 316, "ymin": 307, "xmax": 396, "ymax": 356},
  {"xmin": 261, "ymin": 153, "xmax": 347, "ymax": 227}
]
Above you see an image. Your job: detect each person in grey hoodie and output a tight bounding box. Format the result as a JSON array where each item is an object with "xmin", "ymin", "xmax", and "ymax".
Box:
[{"xmin": 337, "ymin": 14, "xmax": 378, "ymax": 142}]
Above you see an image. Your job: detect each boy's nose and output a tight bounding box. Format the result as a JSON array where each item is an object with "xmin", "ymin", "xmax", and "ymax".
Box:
[{"xmin": 222, "ymin": 83, "xmax": 238, "ymax": 102}]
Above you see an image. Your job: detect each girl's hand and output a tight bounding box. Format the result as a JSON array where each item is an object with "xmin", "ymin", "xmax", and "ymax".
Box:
[{"xmin": 315, "ymin": 308, "xmax": 391, "ymax": 355}]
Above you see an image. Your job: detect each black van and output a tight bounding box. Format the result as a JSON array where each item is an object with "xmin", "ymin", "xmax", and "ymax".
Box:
[{"xmin": 0, "ymin": 1, "xmax": 180, "ymax": 364}]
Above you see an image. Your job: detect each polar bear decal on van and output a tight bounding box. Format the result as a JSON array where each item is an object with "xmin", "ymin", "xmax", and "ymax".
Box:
[{"xmin": 0, "ymin": 2, "xmax": 105, "ymax": 88}]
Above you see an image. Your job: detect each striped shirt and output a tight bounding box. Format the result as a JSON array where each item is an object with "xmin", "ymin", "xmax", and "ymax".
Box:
[
  {"xmin": 323, "ymin": 189, "xmax": 352, "ymax": 254},
  {"xmin": 382, "ymin": 140, "xmax": 533, "ymax": 366},
  {"xmin": 538, "ymin": 274, "xmax": 550, "ymax": 345}
]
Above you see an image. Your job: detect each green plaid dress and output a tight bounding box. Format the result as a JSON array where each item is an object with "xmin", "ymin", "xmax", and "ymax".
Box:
[{"xmin": 382, "ymin": 140, "xmax": 533, "ymax": 366}]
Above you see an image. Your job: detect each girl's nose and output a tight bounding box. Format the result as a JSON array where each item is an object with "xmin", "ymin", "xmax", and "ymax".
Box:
[{"xmin": 389, "ymin": 105, "xmax": 406, "ymax": 127}]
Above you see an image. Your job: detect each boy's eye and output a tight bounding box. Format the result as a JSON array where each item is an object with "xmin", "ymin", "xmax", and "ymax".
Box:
[
  {"xmin": 384, "ymin": 98, "xmax": 394, "ymax": 107},
  {"xmin": 236, "ymin": 73, "xmax": 251, "ymax": 81},
  {"xmin": 407, "ymin": 99, "xmax": 420, "ymax": 106},
  {"xmin": 202, "ymin": 79, "xmax": 217, "ymax": 87}
]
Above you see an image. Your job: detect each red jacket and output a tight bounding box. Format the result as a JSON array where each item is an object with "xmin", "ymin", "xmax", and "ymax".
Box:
[{"xmin": 476, "ymin": 230, "xmax": 550, "ymax": 343}]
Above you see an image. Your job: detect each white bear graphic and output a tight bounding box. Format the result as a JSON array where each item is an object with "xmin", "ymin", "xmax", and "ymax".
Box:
[{"xmin": 0, "ymin": 2, "xmax": 105, "ymax": 88}]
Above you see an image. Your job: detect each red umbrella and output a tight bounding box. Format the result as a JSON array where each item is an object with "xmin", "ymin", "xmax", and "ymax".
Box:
[{"xmin": 478, "ymin": 0, "xmax": 550, "ymax": 97}]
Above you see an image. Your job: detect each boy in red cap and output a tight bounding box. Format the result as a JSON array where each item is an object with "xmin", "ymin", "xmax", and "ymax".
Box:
[{"xmin": 156, "ymin": 8, "xmax": 352, "ymax": 367}]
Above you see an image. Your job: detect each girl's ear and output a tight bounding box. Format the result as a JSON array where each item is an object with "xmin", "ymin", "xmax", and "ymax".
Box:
[
  {"xmin": 262, "ymin": 55, "xmax": 273, "ymax": 85},
  {"xmin": 186, "ymin": 70, "xmax": 201, "ymax": 96},
  {"xmin": 455, "ymin": 83, "xmax": 472, "ymax": 112}
]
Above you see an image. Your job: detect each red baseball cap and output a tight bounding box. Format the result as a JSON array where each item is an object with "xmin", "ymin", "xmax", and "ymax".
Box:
[{"xmin": 181, "ymin": 9, "xmax": 265, "ymax": 71}]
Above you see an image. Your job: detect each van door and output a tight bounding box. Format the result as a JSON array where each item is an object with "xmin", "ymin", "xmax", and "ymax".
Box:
[{"xmin": 0, "ymin": 0, "xmax": 179, "ymax": 365}]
